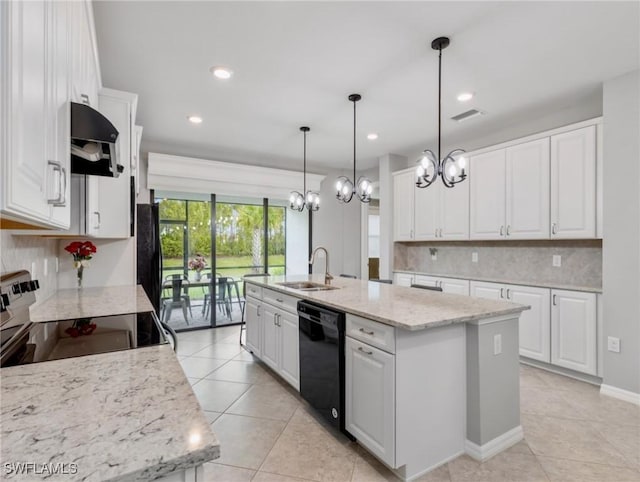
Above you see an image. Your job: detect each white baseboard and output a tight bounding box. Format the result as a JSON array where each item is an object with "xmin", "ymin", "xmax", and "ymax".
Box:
[
  {"xmin": 391, "ymin": 450, "xmax": 464, "ymax": 482},
  {"xmin": 600, "ymin": 384, "xmax": 640, "ymax": 406},
  {"xmin": 465, "ymin": 426, "xmax": 523, "ymax": 462}
]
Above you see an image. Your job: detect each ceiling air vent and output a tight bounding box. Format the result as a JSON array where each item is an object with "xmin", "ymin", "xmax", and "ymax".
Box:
[{"xmin": 451, "ymin": 109, "xmax": 485, "ymax": 123}]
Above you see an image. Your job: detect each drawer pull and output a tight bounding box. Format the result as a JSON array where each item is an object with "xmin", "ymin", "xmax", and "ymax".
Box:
[
  {"xmin": 358, "ymin": 346, "xmax": 373, "ymax": 355},
  {"xmin": 276, "ymin": 298, "xmax": 283, "ymax": 303},
  {"xmin": 359, "ymin": 328, "xmax": 375, "ymax": 336}
]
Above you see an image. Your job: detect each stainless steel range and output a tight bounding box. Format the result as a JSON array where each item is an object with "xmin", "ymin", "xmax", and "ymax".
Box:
[{"xmin": 0, "ymin": 271, "xmax": 168, "ymax": 368}]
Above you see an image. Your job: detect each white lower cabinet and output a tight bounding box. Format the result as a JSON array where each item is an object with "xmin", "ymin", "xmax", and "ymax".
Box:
[
  {"xmin": 244, "ymin": 287, "xmax": 300, "ymax": 391},
  {"xmin": 345, "ymin": 336, "xmax": 395, "ymax": 467},
  {"xmin": 471, "ymin": 280, "xmax": 597, "ymax": 374},
  {"xmin": 393, "ymin": 273, "xmax": 414, "ymax": 287},
  {"xmin": 551, "ymin": 290, "xmax": 597, "ymax": 375},
  {"xmin": 245, "ymin": 296, "xmax": 261, "ymax": 357}
]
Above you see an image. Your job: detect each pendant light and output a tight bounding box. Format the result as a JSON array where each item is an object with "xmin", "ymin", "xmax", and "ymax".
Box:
[
  {"xmin": 336, "ymin": 94, "xmax": 372, "ymax": 203},
  {"xmin": 289, "ymin": 126, "xmax": 320, "ymax": 212},
  {"xmin": 416, "ymin": 37, "xmax": 467, "ymax": 189}
]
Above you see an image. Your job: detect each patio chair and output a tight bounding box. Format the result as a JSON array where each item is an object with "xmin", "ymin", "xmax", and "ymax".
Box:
[{"xmin": 161, "ymin": 278, "xmax": 193, "ymax": 325}]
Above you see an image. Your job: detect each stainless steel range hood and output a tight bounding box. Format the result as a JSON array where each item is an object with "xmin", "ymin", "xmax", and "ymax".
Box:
[{"xmin": 70, "ymin": 102, "xmax": 123, "ymax": 178}]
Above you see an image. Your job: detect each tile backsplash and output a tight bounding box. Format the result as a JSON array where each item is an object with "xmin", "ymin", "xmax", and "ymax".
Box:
[
  {"xmin": 394, "ymin": 240, "xmax": 602, "ymax": 289},
  {"xmin": 1, "ymin": 232, "xmax": 59, "ymax": 303}
]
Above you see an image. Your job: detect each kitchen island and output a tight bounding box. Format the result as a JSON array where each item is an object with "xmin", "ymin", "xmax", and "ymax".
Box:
[
  {"xmin": 1, "ymin": 286, "xmax": 219, "ymax": 481},
  {"xmin": 244, "ymin": 274, "xmax": 528, "ymax": 481}
]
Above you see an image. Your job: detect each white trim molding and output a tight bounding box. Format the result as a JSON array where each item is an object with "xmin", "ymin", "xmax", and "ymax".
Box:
[
  {"xmin": 147, "ymin": 152, "xmax": 325, "ymax": 200},
  {"xmin": 600, "ymin": 384, "xmax": 640, "ymax": 406},
  {"xmin": 465, "ymin": 426, "xmax": 524, "ymax": 462}
]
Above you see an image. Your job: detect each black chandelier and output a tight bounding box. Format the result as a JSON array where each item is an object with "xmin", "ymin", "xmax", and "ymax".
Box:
[
  {"xmin": 290, "ymin": 126, "xmax": 320, "ymax": 212},
  {"xmin": 416, "ymin": 37, "xmax": 467, "ymax": 189},
  {"xmin": 336, "ymin": 94, "xmax": 372, "ymax": 203}
]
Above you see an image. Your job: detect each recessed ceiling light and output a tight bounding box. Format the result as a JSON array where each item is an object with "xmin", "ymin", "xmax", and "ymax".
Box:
[
  {"xmin": 188, "ymin": 116, "xmax": 203, "ymax": 124},
  {"xmin": 367, "ymin": 133, "xmax": 379, "ymax": 140},
  {"xmin": 457, "ymin": 92, "xmax": 474, "ymax": 102},
  {"xmin": 210, "ymin": 66, "xmax": 232, "ymax": 80}
]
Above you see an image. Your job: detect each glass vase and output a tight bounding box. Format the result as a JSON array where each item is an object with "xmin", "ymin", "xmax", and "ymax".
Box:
[{"xmin": 77, "ymin": 266, "xmax": 84, "ymax": 289}]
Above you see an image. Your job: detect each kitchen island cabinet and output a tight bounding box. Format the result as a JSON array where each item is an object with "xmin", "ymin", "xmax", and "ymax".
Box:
[{"xmin": 244, "ymin": 275, "xmax": 527, "ymax": 480}]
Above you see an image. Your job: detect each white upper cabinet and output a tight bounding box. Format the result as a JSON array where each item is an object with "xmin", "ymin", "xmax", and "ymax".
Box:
[
  {"xmin": 551, "ymin": 289, "xmax": 597, "ymax": 375},
  {"xmin": 550, "ymin": 126, "xmax": 596, "ymax": 239},
  {"xmin": 414, "ymin": 182, "xmax": 439, "ymax": 240},
  {"xmin": 70, "ymin": 0, "xmax": 100, "ymax": 107},
  {"xmin": 505, "ymin": 138, "xmax": 550, "ymax": 239},
  {"xmin": 1, "ymin": 0, "xmax": 71, "ymax": 229},
  {"xmin": 470, "ymin": 149, "xmax": 506, "ymax": 239},
  {"xmin": 393, "ymin": 170, "xmax": 415, "ymax": 241},
  {"xmin": 440, "ymin": 178, "xmax": 469, "ymax": 240}
]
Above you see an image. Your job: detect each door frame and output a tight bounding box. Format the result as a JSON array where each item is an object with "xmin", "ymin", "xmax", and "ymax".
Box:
[{"xmin": 360, "ymin": 182, "xmax": 380, "ymax": 280}]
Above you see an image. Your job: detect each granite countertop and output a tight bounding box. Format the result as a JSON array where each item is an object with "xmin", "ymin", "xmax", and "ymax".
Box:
[
  {"xmin": 30, "ymin": 285, "xmax": 155, "ymax": 322},
  {"xmin": 245, "ymin": 275, "xmax": 527, "ymax": 331},
  {"xmin": 393, "ymin": 270, "xmax": 603, "ymax": 294},
  {"xmin": 0, "ymin": 344, "xmax": 219, "ymax": 481}
]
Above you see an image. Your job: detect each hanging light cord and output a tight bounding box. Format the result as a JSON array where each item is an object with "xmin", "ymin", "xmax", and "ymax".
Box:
[
  {"xmin": 303, "ymin": 129, "xmax": 307, "ymax": 195},
  {"xmin": 437, "ymin": 44, "xmax": 442, "ymax": 165},
  {"xmin": 352, "ymin": 98, "xmax": 357, "ymax": 189}
]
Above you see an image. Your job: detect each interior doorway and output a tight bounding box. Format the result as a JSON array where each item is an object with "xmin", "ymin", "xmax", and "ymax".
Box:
[{"xmin": 360, "ymin": 183, "xmax": 380, "ymax": 280}]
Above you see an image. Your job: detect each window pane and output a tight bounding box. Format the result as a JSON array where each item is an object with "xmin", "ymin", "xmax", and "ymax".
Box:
[
  {"xmin": 216, "ymin": 203, "xmax": 265, "ymax": 279},
  {"xmin": 268, "ymin": 206, "xmax": 286, "ymax": 275},
  {"xmin": 159, "ymin": 199, "xmax": 186, "ymax": 221}
]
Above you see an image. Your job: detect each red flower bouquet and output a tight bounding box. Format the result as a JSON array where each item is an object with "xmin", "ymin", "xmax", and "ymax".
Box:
[{"xmin": 64, "ymin": 241, "xmax": 97, "ymax": 288}]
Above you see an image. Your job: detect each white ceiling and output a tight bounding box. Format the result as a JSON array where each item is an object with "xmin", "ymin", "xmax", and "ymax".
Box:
[{"xmin": 93, "ymin": 1, "xmax": 639, "ymax": 173}]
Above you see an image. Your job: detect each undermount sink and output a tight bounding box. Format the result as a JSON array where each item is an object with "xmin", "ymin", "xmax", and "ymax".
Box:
[{"xmin": 276, "ymin": 281, "xmax": 340, "ymax": 291}]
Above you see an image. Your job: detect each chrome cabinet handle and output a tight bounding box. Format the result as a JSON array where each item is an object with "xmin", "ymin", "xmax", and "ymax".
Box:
[
  {"xmin": 81, "ymin": 93, "xmax": 90, "ymax": 105},
  {"xmin": 359, "ymin": 328, "xmax": 374, "ymax": 336},
  {"xmin": 439, "ymin": 228, "xmax": 443, "ymax": 238},
  {"xmin": 257, "ymin": 305, "xmax": 261, "ymax": 317},
  {"xmin": 500, "ymin": 225, "xmax": 505, "ymax": 236},
  {"xmin": 93, "ymin": 211, "xmax": 101, "ymax": 229},
  {"xmin": 410, "ymin": 229, "xmax": 414, "ymax": 239},
  {"xmin": 551, "ymin": 223, "xmax": 557, "ymax": 235},
  {"xmin": 47, "ymin": 161, "xmax": 64, "ymax": 205},
  {"xmin": 276, "ymin": 298, "xmax": 283, "ymax": 303},
  {"xmin": 500, "ymin": 288, "xmax": 505, "ymax": 298},
  {"xmin": 358, "ymin": 346, "xmax": 373, "ymax": 355},
  {"xmin": 552, "ymin": 294, "xmax": 557, "ymax": 306},
  {"xmin": 435, "ymin": 229, "xmax": 438, "ymax": 238},
  {"xmin": 506, "ymin": 289, "xmax": 511, "ymax": 299},
  {"xmin": 506, "ymin": 225, "xmax": 511, "ymax": 236}
]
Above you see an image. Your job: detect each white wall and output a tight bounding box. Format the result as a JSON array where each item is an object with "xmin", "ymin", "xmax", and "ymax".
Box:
[
  {"xmin": 602, "ymin": 69, "xmax": 640, "ymax": 395},
  {"xmin": 378, "ymin": 154, "xmax": 408, "ymax": 279}
]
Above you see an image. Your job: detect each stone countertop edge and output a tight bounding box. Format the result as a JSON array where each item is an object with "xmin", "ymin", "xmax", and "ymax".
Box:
[
  {"xmin": 0, "ymin": 344, "xmax": 220, "ymax": 481},
  {"xmin": 393, "ymin": 270, "xmax": 603, "ymax": 294},
  {"xmin": 245, "ymin": 275, "xmax": 528, "ymax": 331},
  {"xmin": 30, "ymin": 285, "xmax": 156, "ymax": 322}
]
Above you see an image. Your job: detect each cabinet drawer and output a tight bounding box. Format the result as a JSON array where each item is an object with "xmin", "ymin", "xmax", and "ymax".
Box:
[
  {"xmin": 347, "ymin": 314, "xmax": 395, "ymax": 354},
  {"xmin": 245, "ymin": 283, "xmax": 263, "ymax": 300},
  {"xmin": 262, "ymin": 288, "xmax": 298, "ymax": 314}
]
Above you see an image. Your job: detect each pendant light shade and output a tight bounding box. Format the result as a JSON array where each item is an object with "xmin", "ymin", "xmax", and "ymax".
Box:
[
  {"xmin": 336, "ymin": 94, "xmax": 372, "ymax": 203},
  {"xmin": 416, "ymin": 37, "xmax": 467, "ymax": 189},
  {"xmin": 290, "ymin": 126, "xmax": 320, "ymax": 212}
]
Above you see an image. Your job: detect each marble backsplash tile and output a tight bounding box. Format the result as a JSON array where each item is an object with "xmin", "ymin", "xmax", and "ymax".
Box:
[
  {"xmin": 394, "ymin": 240, "xmax": 602, "ymax": 289},
  {"xmin": 1, "ymin": 232, "xmax": 59, "ymax": 303}
]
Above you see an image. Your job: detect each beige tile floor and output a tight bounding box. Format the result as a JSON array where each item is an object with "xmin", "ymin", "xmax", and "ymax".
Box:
[{"xmin": 178, "ymin": 326, "xmax": 640, "ymax": 482}]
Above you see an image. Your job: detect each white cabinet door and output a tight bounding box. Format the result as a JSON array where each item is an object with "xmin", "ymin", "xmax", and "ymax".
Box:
[
  {"xmin": 440, "ymin": 178, "xmax": 469, "ymax": 240},
  {"xmin": 470, "ymin": 281, "xmax": 504, "ymax": 300},
  {"xmin": 245, "ymin": 297, "xmax": 262, "ymax": 357},
  {"xmin": 71, "ymin": 0, "xmax": 100, "ymax": 107},
  {"xmin": 470, "ymin": 149, "xmax": 506, "ymax": 239},
  {"xmin": 441, "ymin": 278, "xmax": 470, "ymax": 296},
  {"xmin": 414, "ymin": 182, "xmax": 439, "ymax": 240},
  {"xmin": 278, "ymin": 310, "xmax": 300, "ymax": 391},
  {"xmin": 261, "ymin": 306, "xmax": 280, "ymax": 372},
  {"xmin": 551, "ymin": 290, "xmax": 597, "ymax": 375},
  {"xmin": 393, "ymin": 170, "xmax": 415, "ymax": 241},
  {"xmin": 505, "ymin": 285, "xmax": 551, "ymax": 362},
  {"xmin": 414, "ymin": 275, "xmax": 439, "ymax": 289},
  {"xmin": 550, "ymin": 126, "xmax": 596, "ymax": 239},
  {"xmin": 505, "ymin": 138, "xmax": 550, "ymax": 239},
  {"xmin": 345, "ymin": 337, "xmax": 395, "ymax": 468},
  {"xmin": 394, "ymin": 273, "xmax": 414, "ymax": 287}
]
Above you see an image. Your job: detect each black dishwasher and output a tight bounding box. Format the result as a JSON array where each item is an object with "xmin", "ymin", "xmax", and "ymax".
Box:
[{"xmin": 298, "ymin": 300, "xmax": 349, "ymax": 435}]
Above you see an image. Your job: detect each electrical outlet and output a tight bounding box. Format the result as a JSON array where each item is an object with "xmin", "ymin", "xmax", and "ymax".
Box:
[
  {"xmin": 55, "ymin": 257, "xmax": 59, "ymax": 273},
  {"xmin": 472, "ymin": 252, "xmax": 478, "ymax": 263},
  {"xmin": 607, "ymin": 336, "xmax": 621, "ymax": 353},
  {"xmin": 552, "ymin": 255, "xmax": 562, "ymax": 267},
  {"xmin": 43, "ymin": 258, "xmax": 48, "ymax": 277},
  {"xmin": 493, "ymin": 334, "xmax": 502, "ymax": 355},
  {"xmin": 31, "ymin": 261, "xmax": 37, "ymax": 278},
  {"xmin": 431, "ymin": 252, "xmax": 437, "ymax": 261}
]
